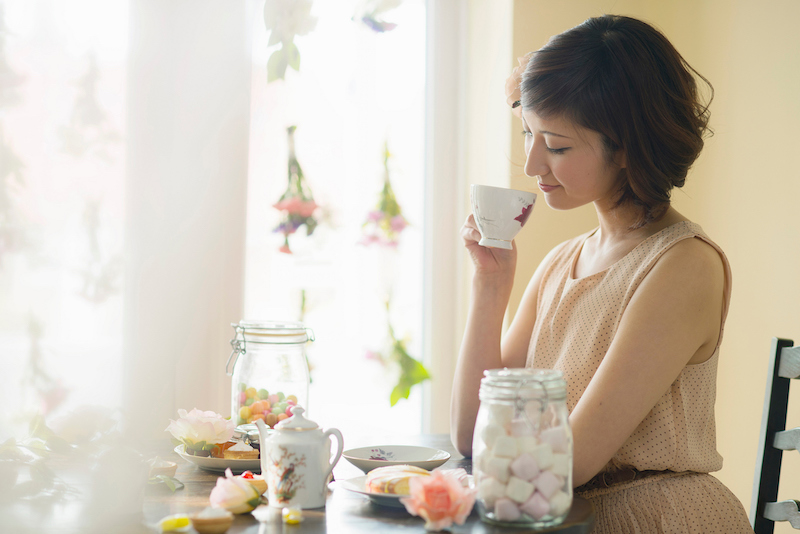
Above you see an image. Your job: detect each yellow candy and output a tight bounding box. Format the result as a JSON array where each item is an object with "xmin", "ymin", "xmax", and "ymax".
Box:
[
  {"xmin": 245, "ymin": 387, "xmax": 257, "ymax": 399},
  {"xmin": 282, "ymin": 507, "xmax": 303, "ymax": 524},
  {"xmin": 158, "ymin": 514, "xmax": 190, "ymax": 531},
  {"xmin": 239, "ymin": 406, "xmax": 251, "ymax": 419}
]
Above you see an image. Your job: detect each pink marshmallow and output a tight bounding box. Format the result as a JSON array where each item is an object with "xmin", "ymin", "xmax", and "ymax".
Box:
[
  {"xmin": 520, "ymin": 491, "xmax": 550, "ymax": 520},
  {"xmin": 510, "ymin": 453, "xmax": 540, "ymax": 481},
  {"xmin": 534, "ymin": 471, "xmax": 563, "ymax": 499},
  {"xmin": 509, "ymin": 418, "xmax": 535, "ymax": 437},
  {"xmin": 494, "ymin": 498, "xmax": 521, "ymax": 522},
  {"xmin": 539, "ymin": 426, "xmax": 568, "ymax": 453}
]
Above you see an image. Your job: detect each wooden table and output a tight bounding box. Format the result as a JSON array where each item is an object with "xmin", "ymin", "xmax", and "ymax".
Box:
[{"xmin": 142, "ymin": 434, "xmax": 595, "ymax": 534}]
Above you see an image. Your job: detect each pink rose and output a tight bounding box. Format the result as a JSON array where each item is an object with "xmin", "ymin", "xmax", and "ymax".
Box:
[
  {"xmin": 210, "ymin": 468, "xmax": 262, "ymax": 514},
  {"xmin": 400, "ymin": 469, "xmax": 476, "ymax": 531},
  {"xmin": 504, "ymin": 56, "xmax": 529, "ymax": 119},
  {"xmin": 297, "ymin": 200, "xmax": 318, "ymax": 218},
  {"xmin": 389, "ymin": 215, "xmax": 407, "ymax": 233}
]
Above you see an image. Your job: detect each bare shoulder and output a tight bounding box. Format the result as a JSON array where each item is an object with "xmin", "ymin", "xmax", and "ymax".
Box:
[{"xmin": 655, "ymin": 235, "xmax": 725, "ymax": 284}]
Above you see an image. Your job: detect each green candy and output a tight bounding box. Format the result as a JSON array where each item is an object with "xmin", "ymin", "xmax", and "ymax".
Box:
[
  {"xmin": 237, "ymin": 383, "xmax": 247, "ymax": 392},
  {"xmin": 257, "ymin": 388, "xmax": 269, "ymax": 399},
  {"xmin": 277, "ymin": 391, "xmax": 286, "ymax": 402},
  {"xmin": 271, "ymin": 406, "xmax": 284, "ymax": 415},
  {"xmin": 245, "ymin": 397, "xmax": 255, "ymax": 406}
]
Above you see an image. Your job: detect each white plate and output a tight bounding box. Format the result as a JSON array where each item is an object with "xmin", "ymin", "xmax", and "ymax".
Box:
[
  {"xmin": 342, "ymin": 445, "xmax": 450, "ymax": 473},
  {"xmin": 174, "ymin": 445, "xmax": 261, "ymax": 474},
  {"xmin": 335, "ymin": 475, "xmax": 409, "ymax": 508}
]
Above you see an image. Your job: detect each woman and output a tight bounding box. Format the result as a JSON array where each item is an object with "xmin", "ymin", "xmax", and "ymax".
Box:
[{"xmin": 450, "ymin": 14, "xmax": 752, "ymax": 532}]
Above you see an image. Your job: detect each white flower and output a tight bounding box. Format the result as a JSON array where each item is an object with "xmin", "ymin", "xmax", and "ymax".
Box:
[
  {"xmin": 165, "ymin": 409, "xmax": 235, "ymax": 451},
  {"xmin": 264, "ymin": 0, "xmax": 317, "ymax": 46},
  {"xmin": 210, "ymin": 468, "xmax": 262, "ymax": 514}
]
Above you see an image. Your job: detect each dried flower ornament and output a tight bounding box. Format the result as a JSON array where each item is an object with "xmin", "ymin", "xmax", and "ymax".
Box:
[
  {"xmin": 263, "ymin": 0, "xmax": 317, "ymax": 82},
  {"xmin": 360, "ymin": 142, "xmax": 408, "ymax": 248},
  {"xmin": 272, "ymin": 126, "xmax": 320, "ymax": 254}
]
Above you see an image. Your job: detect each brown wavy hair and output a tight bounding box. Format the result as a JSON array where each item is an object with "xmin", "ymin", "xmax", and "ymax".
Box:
[{"xmin": 520, "ymin": 15, "xmax": 713, "ymax": 227}]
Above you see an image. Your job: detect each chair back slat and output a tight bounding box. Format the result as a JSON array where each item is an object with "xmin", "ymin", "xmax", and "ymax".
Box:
[
  {"xmin": 773, "ymin": 428, "xmax": 800, "ymax": 452},
  {"xmin": 752, "ymin": 337, "xmax": 796, "ymax": 534},
  {"xmin": 779, "ymin": 346, "xmax": 800, "ymax": 379},
  {"xmin": 764, "ymin": 500, "xmax": 800, "ymax": 529}
]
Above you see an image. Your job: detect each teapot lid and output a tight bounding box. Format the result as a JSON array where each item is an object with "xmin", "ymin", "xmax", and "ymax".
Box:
[{"xmin": 275, "ymin": 406, "xmax": 318, "ymax": 431}]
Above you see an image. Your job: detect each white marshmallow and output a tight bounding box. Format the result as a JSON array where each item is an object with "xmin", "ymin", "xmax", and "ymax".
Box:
[
  {"xmin": 534, "ymin": 470, "xmax": 562, "ymax": 500},
  {"xmin": 481, "ymin": 423, "xmax": 506, "ymax": 450},
  {"xmin": 520, "ymin": 491, "xmax": 550, "ymax": 520},
  {"xmin": 516, "ymin": 435, "xmax": 539, "ymax": 454},
  {"xmin": 550, "ymin": 453, "xmax": 570, "ymax": 478},
  {"xmin": 485, "ymin": 455, "xmax": 512, "ymax": 483},
  {"xmin": 494, "ymin": 498, "xmax": 521, "ymax": 522},
  {"xmin": 477, "ymin": 476, "xmax": 506, "ymax": 508},
  {"xmin": 493, "ymin": 436, "xmax": 519, "ymax": 459},
  {"xmin": 539, "ymin": 426, "xmax": 569, "ymax": 453},
  {"xmin": 509, "ymin": 453, "xmax": 540, "ymax": 482},
  {"xmin": 530, "ymin": 443, "xmax": 554, "ymax": 470},
  {"xmin": 505, "ymin": 476, "xmax": 535, "ymax": 504},
  {"xmin": 549, "ymin": 490, "xmax": 571, "ymax": 516}
]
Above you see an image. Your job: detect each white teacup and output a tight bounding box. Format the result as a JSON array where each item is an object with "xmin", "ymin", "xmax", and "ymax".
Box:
[{"xmin": 471, "ymin": 184, "xmax": 537, "ymax": 250}]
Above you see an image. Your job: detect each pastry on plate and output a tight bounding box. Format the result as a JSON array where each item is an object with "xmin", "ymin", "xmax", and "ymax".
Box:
[
  {"xmin": 237, "ymin": 470, "xmax": 267, "ymax": 495},
  {"xmin": 223, "ymin": 441, "xmax": 259, "ymax": 460},
  {"xmin": 210, "ymin": 441, "xmax": 237, "ymax": 459},
  {"xmin": 366, "ymin": 464, "xmax": 431, "ymax": 495}
]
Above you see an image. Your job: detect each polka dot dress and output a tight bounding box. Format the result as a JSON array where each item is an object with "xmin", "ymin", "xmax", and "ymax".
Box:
[{"xmin": 526, "ymin": 221, "xmax": 752, "ymax": 533}]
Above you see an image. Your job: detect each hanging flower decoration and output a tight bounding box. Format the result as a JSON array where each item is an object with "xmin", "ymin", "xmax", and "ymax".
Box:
[
  {"xmin": 273, "ymin": 126, "xmax": 319, "ymax": 254},
  {"xmin": 263, "ymin": 0, "xmax": 317, "ymax": 82},
  {"xmin": 360, "ymin": 142, "xmax": 408, "ymax": 247},
  {"xmin": 365, "ymin": 300, "xmax": 431, "ymax": 406},
  {"xmin": 353, "ymin": 0, "xmax": 402, "ymax": 33}
]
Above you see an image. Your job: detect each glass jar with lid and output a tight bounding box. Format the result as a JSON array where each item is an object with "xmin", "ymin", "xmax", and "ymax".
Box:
[
  {"xmin": 473, "ymin": 368, "xmax": 573, "ymax": 528},
  {"xmin": 226, "ymin": 320, "xmax": 314, "ymax": 429}
]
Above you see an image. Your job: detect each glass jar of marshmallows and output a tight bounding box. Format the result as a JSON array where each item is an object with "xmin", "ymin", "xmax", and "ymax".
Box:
[{"xmin": 472, "ymin": 368, "xmax": 573, "ymax": 528}]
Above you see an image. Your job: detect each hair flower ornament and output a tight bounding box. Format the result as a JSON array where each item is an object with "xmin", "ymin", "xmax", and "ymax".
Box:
[
  {"xmin": 400, "ymin": 468, "xmax": 476, "ymax": 531},
  {"xmin": 504, "ymin": 56, "xmax": 529, "ymax": 119}
]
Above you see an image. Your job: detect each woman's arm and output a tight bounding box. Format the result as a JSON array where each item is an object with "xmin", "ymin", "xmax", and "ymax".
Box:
[
  {"xmin": 569, "ymin": 237, "xmax": 725, "ymax": 486},
  {"xmin": 450, "ymin": 214, "xmax": 557, "ymax": 456}
]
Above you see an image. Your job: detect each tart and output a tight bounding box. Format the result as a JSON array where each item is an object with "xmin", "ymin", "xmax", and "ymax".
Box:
[
  {"xmin": 237, "ymin": 470, "xmax": 267, "ymax": 495},
  {"xmin": 190, "ymin": 507, "xmax": 233, "ymax": 534},
  {"xmin": 366, "ymin": 464, "xmax": 431, "ymax": 495},
  {"xmin": 223, "ymin": 441, "xmax": 259, "ymax": 460}
]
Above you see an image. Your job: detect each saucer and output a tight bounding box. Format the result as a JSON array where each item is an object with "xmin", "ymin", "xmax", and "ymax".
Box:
[
  {"xmin": 174, "ymin": 445, "xmax": 261, "ymax": 474},
  {"xmin": 342, "ymin": 445, "xmax": 450, "ymax": 473},
  {"xmin": 335, "ymin": 476, "xmax": 408, "ymax": 508}
]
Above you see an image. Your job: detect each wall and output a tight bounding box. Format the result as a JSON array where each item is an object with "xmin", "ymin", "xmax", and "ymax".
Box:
[{"xmin": 509, "ymin": 0, "xmax": 800, "ymax": 525}]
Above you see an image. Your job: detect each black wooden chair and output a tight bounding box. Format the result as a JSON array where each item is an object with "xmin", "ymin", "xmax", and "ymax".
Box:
[{"xmin": 752, "ymin": 337, "xmax": 800, "ymax": 533}]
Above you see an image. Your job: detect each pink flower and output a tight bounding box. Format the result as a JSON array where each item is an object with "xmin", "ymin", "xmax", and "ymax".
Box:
[
  {"xmin": 367, "ymin": 210, "xmax": 383, "ymax": 222},
  {"xmin": 210, "ymin": 468, "xmax": 262, "ymax": 514},
  {"xmin": 279, "ymin": 244, "xmax": 292, "ymax": 254},
  {"xmin": 389, "ymin": 215, "xmax": 407, "ymax": 232},
  {"xmin": 400, "ymin": 469, "xmax": 476, "ymax": 531},
  {"xmin": 504, "ymin": 56, "xmax": 528, "ymax": 119},
  {"xmin": 297, "ymin": 200, "xmax": 318, "ymax": 217}
]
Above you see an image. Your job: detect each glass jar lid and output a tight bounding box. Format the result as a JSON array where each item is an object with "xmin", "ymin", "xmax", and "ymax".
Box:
[
  {"xmin": 233, "ymin": 320, "xmax": 315, "ymax": 344},
  {"xmin": 479, "ymin": 368, "xmax": 566, "ymax": 402}
]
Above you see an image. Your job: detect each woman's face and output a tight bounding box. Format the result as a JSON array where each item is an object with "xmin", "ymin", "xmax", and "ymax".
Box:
[{"xmin": 521, "ymin": 110, "xmax": 625, "ymax": 211}]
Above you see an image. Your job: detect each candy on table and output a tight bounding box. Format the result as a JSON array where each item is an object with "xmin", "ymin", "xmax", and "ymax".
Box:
[
  {"xmin": 477, "ymin": 476, "xmax": 506, "ymax": 508},
  {"xmin": 493, "ymin": 436, "xmax": 519, "ymax": 459},
  {"xmin": 533, "ymin": 470, "xmax": 562, "ymax": 500},
  {"xmin": 510, "ymin": 453, "xmax": 540, "ymax": 481},
  {"xmin": 529, "ymin": 442, "xmax": 554, "ymax": 470},
  {"xmin": 520, "ymin": 491, "xmax": 550, "ymax": 520},
  {"xmin": 550, "ymin": 490, "xmax": 571, "ymax": 516},
  {"xmin": 539, "ymin": 426, "xmax": 569, "ymax": 453},
  {"xmin": 485, "ymin": 455, "xmax": 512, "ymax": 483},
  {"xmin": 550, "ymin": 453, "xmax": 570, "ymax": 478},
  {"xmin": 481, "ymin": 423, "xmax": 505, "ymax": 450},
  {"xmin": 516, "ymin": 435, "xmax": 539, "ymax": 454}
]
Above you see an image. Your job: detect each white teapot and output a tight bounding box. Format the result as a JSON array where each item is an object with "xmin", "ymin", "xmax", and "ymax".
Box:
[{"xmin": 255, "ymin": 406, "xmax": 343, "ymax": 509}]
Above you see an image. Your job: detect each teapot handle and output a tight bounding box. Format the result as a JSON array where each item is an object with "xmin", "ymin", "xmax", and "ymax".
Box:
[{"xmin": 323, "ymin": 428, "xmax": 344, "ymax": 481}]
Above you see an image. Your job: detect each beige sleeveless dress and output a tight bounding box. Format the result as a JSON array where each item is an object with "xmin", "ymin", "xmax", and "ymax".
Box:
[{"xmin": 525, "ymin": 221, "xmax": 752, "ymax": 533}]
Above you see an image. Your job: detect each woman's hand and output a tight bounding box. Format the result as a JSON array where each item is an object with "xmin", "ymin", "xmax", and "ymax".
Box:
[{"xmin": 461, "ymin": 214, "xmax": 517, "ymax": 280}]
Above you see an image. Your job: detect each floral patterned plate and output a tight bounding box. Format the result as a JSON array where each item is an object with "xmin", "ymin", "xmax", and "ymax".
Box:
[
  {"xmin": 342, "ymin": 445, "xmax": 450, "ymax": 474},
  {"xmin": 335, "ymin": 476, "xmax": 408, "ymax": 508},
  {"xmin": 174, "ymin": 445, "xmax": 261, "ymax": 474}
]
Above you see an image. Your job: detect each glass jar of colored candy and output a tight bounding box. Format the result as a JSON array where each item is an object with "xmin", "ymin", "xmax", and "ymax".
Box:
[
  {"xmin": 226, "ymin": 320, "xmax": 314, "ymax": 427},
  {"xmin": 473, "ymin": 368, "xmax": 572, "ymax": 528}
]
